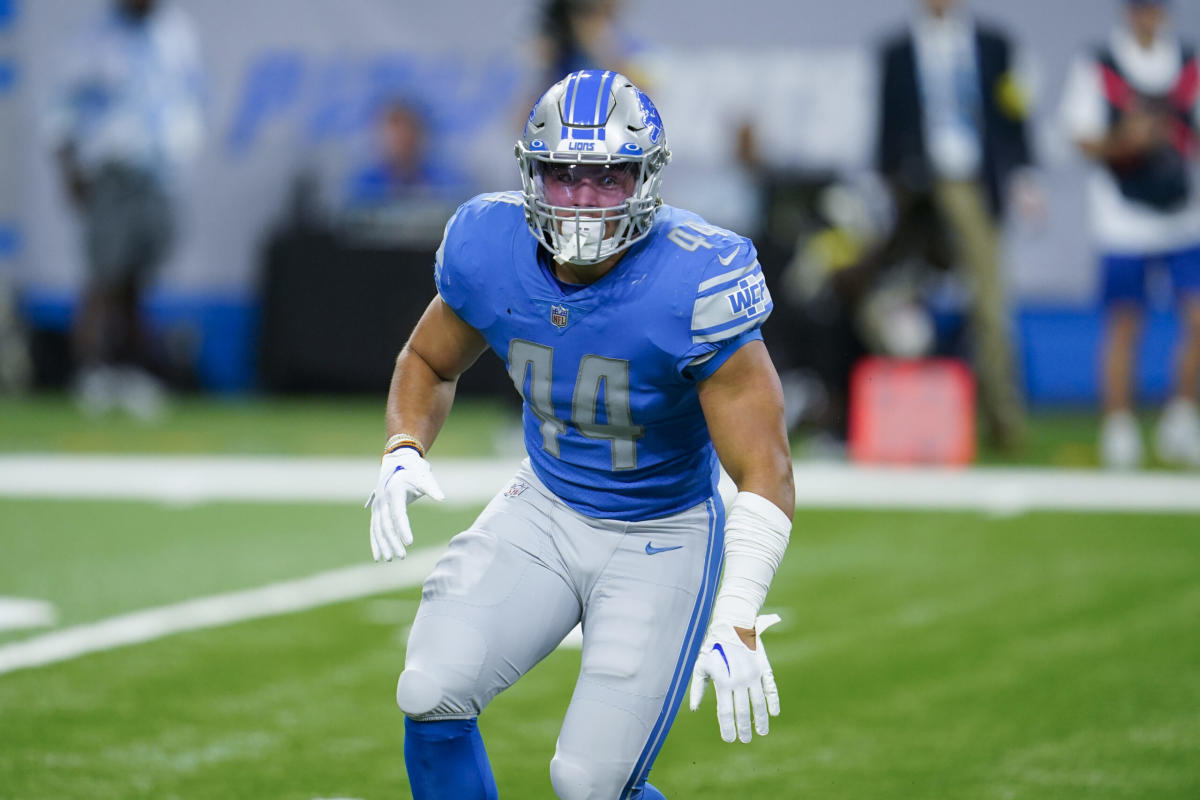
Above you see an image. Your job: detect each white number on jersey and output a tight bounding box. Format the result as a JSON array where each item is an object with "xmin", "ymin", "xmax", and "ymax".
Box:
[{"xmin": 667, "ymin": 221, "xmax": 726, "ymax": 252}]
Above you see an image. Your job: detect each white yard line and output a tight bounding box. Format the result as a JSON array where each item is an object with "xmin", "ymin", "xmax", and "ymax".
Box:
[
  {"xmin": 0, "ymin": 546, "xmax": 587, "ymax": 677},
  {"xmin": 0, "ymin": 454, "xmax": 1198, "ymax": 513},
  {"xmin": 0, "ymin": 454, "xmax": 1194, "ymax": 677},
  {"xmin": 0, "ymin": 597, "xmax": 58, "ymax": 632},
  {"xmin": 0, "ymin": 551, "xmax": 441, "ymax": 676}
]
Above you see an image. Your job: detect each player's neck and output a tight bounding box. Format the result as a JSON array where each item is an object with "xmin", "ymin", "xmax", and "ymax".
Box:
[{"xmin": 553, "ymin": 251, "xmax": 626, "ymax": 285}]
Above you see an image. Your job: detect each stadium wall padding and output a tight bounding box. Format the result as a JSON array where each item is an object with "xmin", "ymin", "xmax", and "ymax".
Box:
[{"xmin": 18, "ymin": 290, "xmax": 1182, "ymax": 405}]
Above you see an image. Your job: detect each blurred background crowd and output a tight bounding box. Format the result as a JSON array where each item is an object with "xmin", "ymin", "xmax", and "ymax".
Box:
[{"xmin": 0, "ymin": 0, "xmax": 1198, "ymax": 469}]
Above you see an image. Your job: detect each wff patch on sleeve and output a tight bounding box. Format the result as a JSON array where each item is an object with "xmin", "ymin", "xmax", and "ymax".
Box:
[{"xmin": 690, "ymin": 260, "xmax": 773, "ymax": 343}]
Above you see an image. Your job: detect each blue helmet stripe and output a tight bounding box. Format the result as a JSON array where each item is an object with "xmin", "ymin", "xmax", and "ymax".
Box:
[
  {"xmin": 591, "ymin": 70, "xmax": 612, "ymax": 125},
  {"xmin": 569, "ymin": 71, "xmax": 597, "ymax": 126},
  {"xmin": 565, "ymin": 71, "xmax": 586, "ymax": 131},
  {"xmin": 594, "ymin": 70, "xmax": 614, "ymax": 139},
  {"xmin": 561, "ymin": 70, "xmax": 612, "ymax": 141}
]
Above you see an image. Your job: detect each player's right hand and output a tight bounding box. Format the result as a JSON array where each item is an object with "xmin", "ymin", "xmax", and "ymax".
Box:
[{"xmin": 366, "ymin": 447, "xmax": 445, "ymax": 561}]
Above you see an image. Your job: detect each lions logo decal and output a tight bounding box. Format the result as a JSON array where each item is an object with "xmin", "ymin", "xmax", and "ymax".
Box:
[{"xmin": 636, "ymin": 90, "xmax": 664, "ymax": 145}]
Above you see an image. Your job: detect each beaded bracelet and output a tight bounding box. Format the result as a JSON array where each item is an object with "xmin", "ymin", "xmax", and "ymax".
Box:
[{"xmin": 383, "ymin": 432, "xmax": 426, "ymax": 458}]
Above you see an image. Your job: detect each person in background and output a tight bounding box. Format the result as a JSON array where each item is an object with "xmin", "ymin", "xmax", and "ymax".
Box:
[
  {"xmin": 344, "ymin": 99, "xmax": 471, "ymax": 209},
  {"xmin": 0, "ymin": 273, "xmax": 32, "ymax": 394},
  {"xmin": 534, "ymin": 0, "xmax": 650, "ymax": 90},
  {"xmin": 1060, "ymin": 0, "xmax": 1200, "ymax": 469},
  {"xmin": 47, "ymin": 0, "xmax": 204, "ymax": 418},
  {"xmin": 874, "ymin": 0, "xmax": 1040, "ymax": 453}
]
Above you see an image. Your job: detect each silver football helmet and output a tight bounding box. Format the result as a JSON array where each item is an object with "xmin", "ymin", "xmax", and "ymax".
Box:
[{"xmin": 516, "ymin": 70, "xmax": 670, "ymax": 265}]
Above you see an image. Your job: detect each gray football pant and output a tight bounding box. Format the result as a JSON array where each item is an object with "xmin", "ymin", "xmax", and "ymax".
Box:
[{"xmin": 396, "ymin": 462, "xmax": 724, "ymax": 798}]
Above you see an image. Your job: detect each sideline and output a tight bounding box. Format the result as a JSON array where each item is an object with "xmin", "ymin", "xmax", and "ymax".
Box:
[{"xmin": 1, "ymin": 454, "xmax": 1199, "ymax": 513}]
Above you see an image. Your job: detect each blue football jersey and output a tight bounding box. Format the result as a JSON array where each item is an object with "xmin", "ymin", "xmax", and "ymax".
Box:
[{"xmin": 435, "ymin": 192, "xmax": 773, "ymax": 521}]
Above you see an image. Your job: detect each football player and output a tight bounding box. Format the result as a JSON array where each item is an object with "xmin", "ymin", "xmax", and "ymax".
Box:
[{"xmin": 367, "ymin": 70, "xmax": 795, "ymax": 799}]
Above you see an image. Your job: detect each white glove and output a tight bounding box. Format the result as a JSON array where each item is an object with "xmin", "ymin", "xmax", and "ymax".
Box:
[
  {"xmin": 688, "ymin": 613, "xmax": 782, "ymax": 743},
  {"xmin": 366, "ymin": 447, "xmax": 445, "ymax": 561}
]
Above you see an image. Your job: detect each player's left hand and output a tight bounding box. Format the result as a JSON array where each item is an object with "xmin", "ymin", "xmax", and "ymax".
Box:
[{"xmin": 689, "ymin": 613, "xmax": 781, "ymax": 743}]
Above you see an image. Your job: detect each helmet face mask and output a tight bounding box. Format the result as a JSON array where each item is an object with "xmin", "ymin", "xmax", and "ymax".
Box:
[{"xmin": 516, "ymin": 70, "xmax": 670, "ymax": 266}]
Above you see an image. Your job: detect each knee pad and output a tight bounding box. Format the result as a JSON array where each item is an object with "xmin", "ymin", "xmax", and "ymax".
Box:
[
  {"xmin": 550, "ymin": 755, "xmax": 591, "ymax": 800},
  {"xmin": 550, "ymin": 753, "xmax": 625, "ymax": 800},
  {"xmin": 396, "ymin": 668, "xmax": 443, "ymax": 717},
  {"xmin": 400, "ymin": 613, "xmax": 493, "ymax": 718}
]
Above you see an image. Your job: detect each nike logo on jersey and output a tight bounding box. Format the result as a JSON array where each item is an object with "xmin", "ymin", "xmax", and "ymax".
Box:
[
  {"xmin": 712, "ymin": 642, "xmax": 731, "ymax": 675},
  {"xmin": 644, "ymin": 542, "xmax": 683, "ymax": 555},
  {"xmin": 717, "ymin": 247, "xmax": 740, "ymax": 266}
]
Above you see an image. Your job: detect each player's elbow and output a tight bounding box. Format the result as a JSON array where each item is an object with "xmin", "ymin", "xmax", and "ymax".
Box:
[{"xmin": 396, "ymin": 342, "xmax": 458, "ymax": 385}]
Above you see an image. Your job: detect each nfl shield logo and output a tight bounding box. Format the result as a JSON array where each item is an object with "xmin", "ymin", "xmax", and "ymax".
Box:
[{"xmin": 550, "ymin": 304, "xmax": 569, "ymax": 328}]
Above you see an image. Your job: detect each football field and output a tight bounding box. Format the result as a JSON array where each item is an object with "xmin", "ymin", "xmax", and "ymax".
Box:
[{"xmin": 1, "ymin": 398, "xmax": 1198, "ymax": 799}]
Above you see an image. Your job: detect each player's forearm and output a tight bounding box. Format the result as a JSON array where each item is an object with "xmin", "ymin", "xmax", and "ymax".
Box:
[
  {"xmin": 714, "ymin": 420, "xmax": 794, "ymax": 631},
  {"xmin": 714, "ymin": 391, "xmax": 795, "ymax": 519},
  {"xmin": 712, "ymin": 429, "xmax": 794, "ymax": 631},
  {"xmin": 714, "ymin": 489, "xmax": 792, "ymax": 631},
  {"xmin": 699, "ymin": 343, "xmax": 795, "ymax": 517},
  {"xmin": 383, "ymin": 345, "xmax": 458, "ymax": 454},
  {"xmin": 724, "ymin": 450, "xmax": 795, "ymax": 520}
]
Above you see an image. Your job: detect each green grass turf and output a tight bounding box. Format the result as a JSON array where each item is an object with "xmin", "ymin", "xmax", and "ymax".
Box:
[
  {"xmin": 0, "ymin": 392, "xmax": 1140, "ymax": 467},
  {"xmin": 0, "ymin": 500, "xmax": 471, "ymax": 647},
  {"xmin": 0, "ymin": 394, "xmax": 520, "ymax": 458},
  {"xmin": 2, "ymin": 507, "xmax": 1197, "ymax": 798}
]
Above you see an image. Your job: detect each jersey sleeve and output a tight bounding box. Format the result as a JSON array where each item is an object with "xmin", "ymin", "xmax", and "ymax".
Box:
[
  {"xmin": 677, "ymin": 237, "xmax": 772, "ymax": 381},
  {"xmin": 434, "ymin": 192, "xmax": 526, "ymax": 330},
  {"xmin": 433, "ymin": 204, "xmax": 470, "ymax": 315},
  {"xmin": 681, "ymin": 328, "xmax": 763, "ymax": 382}
]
